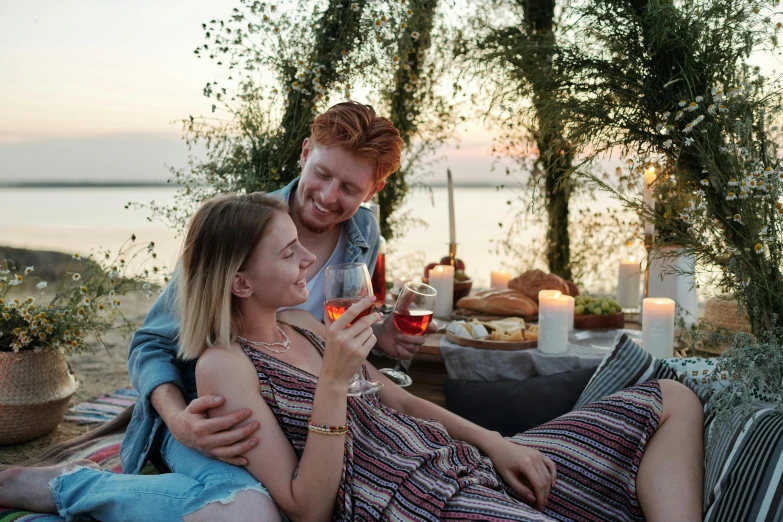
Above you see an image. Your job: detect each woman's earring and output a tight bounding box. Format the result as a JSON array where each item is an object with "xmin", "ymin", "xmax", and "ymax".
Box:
[{"xmin": 245, "ymin": 291, "xmax": 253, "ymax": 298}]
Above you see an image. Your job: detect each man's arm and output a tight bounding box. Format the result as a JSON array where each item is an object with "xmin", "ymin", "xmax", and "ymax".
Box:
[{"xmin": 128, "ymin": 271, "xmax": 259, "ymax": 464}]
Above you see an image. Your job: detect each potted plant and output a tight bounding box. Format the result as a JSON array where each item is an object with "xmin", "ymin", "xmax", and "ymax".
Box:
[{"xmin": 0, "ymin": 237, "xmax": 164, "ymax": 444}]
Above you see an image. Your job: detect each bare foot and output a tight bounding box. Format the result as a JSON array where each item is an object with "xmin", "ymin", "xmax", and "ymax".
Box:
[{"xmin": 0, "ymin": 459, "xmax": 101, "ymax": 513}]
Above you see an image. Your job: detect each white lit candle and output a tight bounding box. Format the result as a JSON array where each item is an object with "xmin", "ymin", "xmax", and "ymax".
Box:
[
  {"xmin": 538, "ymin": 291, "xmax": 570, "ymax": 354},
  {"xmin": 642, "ymin": 298, "xmax": 675, "ymax": 359},
  {"xmin": 447, "ymin": 169, "xmax": 456, "ymax": 245},
  {"xmin": 643, "ymin": 166, "xmax": 656, "ymax": 236},
  {"xmin": 430, "ymin": 265, "xmax": 454, "ymax": 318},
  {"xmin": 617, "ymin": 257, "xmax": 642, "ymax": 309},
  {"xmin": 393, "ymin": 275, "xmax": 409, "ymax": 290},
  {"xmin": 490, "ymin": 270, "xmax": 512, "ymax": 289}
]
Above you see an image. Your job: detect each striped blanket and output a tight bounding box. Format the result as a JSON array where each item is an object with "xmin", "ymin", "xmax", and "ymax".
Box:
[{"xmin": 64, "ymin": 387, "xmax": 139, "ymax": 424}]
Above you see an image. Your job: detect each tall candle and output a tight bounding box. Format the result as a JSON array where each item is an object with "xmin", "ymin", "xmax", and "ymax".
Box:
[
  {"xmin": 643, "ymin": 166, "xmax": 656, "ymax": 236},
  {"xmin": 538, "ymin": 291, "xmax": 570, "ymax": 354},
  {"xmin": 447, "ymin": 168, "xmax": 456, "ymax": 245},
  {"xmin": 642, "ymin": 298, "xmax": 675, "ymax": 359},
  {"xmin": 430, "ymin": 265, "xmax": 454, "ymax": 318},
  {"xmin": 617, "ymin": 256, "xmax": 642, "ymax": 308},
  {"xmin": 490, "ymin": 270, "xmax": 512, "ymax": 289}
]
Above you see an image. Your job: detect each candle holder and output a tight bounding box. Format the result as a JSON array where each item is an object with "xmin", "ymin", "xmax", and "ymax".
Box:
[
  {"xmin": 448, "ymin": 243, "xmax": 457, "ymax": 268},
  {"xmin": 643, "ymin": 232, "xmax": 653, "ymax": 298}
]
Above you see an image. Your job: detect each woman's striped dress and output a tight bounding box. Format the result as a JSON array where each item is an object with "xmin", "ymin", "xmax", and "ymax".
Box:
[{"xmin": 240, "ymin": 326, "xmax": 662, "ymax": 522}]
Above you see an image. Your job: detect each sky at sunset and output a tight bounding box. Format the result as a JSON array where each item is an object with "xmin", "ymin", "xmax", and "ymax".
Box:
[{"xmin": 2, "ymin": 1, "xmax": 782, "ymax": 185}]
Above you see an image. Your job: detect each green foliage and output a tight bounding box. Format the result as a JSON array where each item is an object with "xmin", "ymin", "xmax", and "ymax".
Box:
[{"xmin": 136, "ymin": 0, "xmax": 457, "ymax": 242}]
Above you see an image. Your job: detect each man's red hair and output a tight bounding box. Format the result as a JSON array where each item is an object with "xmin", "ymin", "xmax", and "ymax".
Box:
[{"xmin": 310, "ymin": 102, "xmax": 404, "ymax": 183}]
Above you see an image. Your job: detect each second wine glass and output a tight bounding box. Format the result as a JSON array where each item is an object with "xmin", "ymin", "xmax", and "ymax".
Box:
[
  {"xmin": 324, "ymin": 262, "xmax": 384, "ymax": 396},
  {"xmin": 380, "ymin": 281, "xmax": 437, "ymax": 387}
]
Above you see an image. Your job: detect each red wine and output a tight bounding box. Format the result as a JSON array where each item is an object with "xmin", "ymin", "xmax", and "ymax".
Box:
[
  {"xmin": 371, "ymin": 252, "xmax": 386, "ymax": 304},
  {"xmin": 325, "ymin": 297, "xmax": 372, "ymax": 325},
  {"xmin": 393, "ymin": 309, "xmax": 434, "ymax": 335}
]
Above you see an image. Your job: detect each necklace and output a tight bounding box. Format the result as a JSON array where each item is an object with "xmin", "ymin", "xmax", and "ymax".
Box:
[{"xmin": 238, "ymin": 325, "xmax": 291, "ymax": 354}]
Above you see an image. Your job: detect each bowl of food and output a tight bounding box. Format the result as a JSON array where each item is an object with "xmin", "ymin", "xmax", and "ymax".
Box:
[{"xmin": 574, "ymin": 296, "xmax": 625, "ymax": 329}]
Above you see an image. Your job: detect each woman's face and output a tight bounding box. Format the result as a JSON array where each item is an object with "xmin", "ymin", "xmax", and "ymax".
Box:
[{"xmin": 236, "ymin": 211, "xmax": 316, "ymax": 309}]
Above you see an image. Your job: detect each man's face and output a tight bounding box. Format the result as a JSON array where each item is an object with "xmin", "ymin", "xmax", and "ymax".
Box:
[{"xmin": 295, "ymin": 139, "xmax": 385, "ymax": 234}]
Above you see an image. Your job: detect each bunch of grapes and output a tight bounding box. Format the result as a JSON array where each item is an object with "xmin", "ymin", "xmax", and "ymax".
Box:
[{"xmin": 574, "ymin": 296, "xmax": 622, "ymax": 316}]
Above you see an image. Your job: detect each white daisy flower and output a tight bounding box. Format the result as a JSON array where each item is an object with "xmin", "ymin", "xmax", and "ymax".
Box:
[
  {"xmin": 726, "ymin": 191, "xmax": 737, "ymax": 200},
  {"xmin": 685, "ymin": 101, "xmax": 698, "ymax": 112},
  {"xmin": 733, "ymin": 214, "xmax": 743, "ymax": 223},
  {"xmin": 351, "ymin": 3, "xmax": 360, "ymax": 12},
  {"xmin": 72, "ymin": 273, "xmax": 81, "ymax": 281},
  {"xmin": 700, "ymin": 178, "xmax": 709, "ymax": 186},
  {"xmin": 718, "ymin": 104, "xmax": 727, "ymax": 113},
  {"xmin": 675, "ymin": 110, "xmax": 684, "ymax": 121},
  {"xmin": 728, "ymin": 178, "xmax": 738, "ymax": 186},
  {"xmin": 24, "ymin": 266, "xmax": 34, "ymax": 274},
  {"xmin": 406, "ymin": 112, "xmax": 414, "ymax": 121},
  {"xmin": 73, "ymin": 253, "xmax": 82, "ymax": 260},
  {"xmin": 678, "ymin": 100, "xmax": 687, "ymax": 107},
  {"xmin": 684, "ymin": 137, "xmax": 695, "ymax": 146},
  {"xmin": 683, "ymin": 123, "xmax": 693, "ymax": 134},
  {"xmin": 755, "ymin": 243, "xmax": 764, "ymax": 254},
  {"xmin": 36, "ymin": 281, "xmax": 48, "ymax": 290},
  {"xmin": 411, "ymin": 31, "xmax": 420, "ymax": 40},
  {"xmin": 663, "ymin": 139, "xmax": 673, "ymax": 149},
  {"xmin": 739, "ymin": 191, "xmax": 749, "ymax": 199},
  {"xmin": 695, "ymin": 95, "xmax": 704, "ymax": 102},
  {"xmin": 662, "ymin": 111, "xmax": 671, "ymax": 119},
  {"xmin": 707, "ymin": 104, "xmax": 716, "ymax": 114}
]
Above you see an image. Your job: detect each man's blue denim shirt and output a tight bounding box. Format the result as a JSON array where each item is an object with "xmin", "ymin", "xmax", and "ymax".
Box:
[{"xmin": 120, "ymin": 178, "xmax": 380, "ymax": 474}]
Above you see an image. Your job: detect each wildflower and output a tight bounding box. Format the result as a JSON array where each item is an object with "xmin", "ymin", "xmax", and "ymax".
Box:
[
  {"xmin": 728, "ymin": 178, "xmax": 738, "ymax": 186},
  {"xmin": 374, "ymin": 18, "xmax": 382, "ymax": 27},
  {"xmin": 273, "ymin": 27, "xmax": 279, "ymax": 33},
  {"xmin": 393, "ymin": 55, "xmax": 399, "ymax": 64},
  {"xmin": 9, "ymin": 276, "xmax": 21, "ymax": 286},
  {"xmin": 700, "ymin": 178, "xmax": 709, "ymax": 186},
  {"xmin": 733, "ymin": 214, "xmax": 743, "ymax": 223},
  {"xmin": 764, "ymin": 166, "xmax": 773, "ymax": 176},
  {"xmin": 739, "ymin": 191, "xmax": 749, "ymax": 199},
  {"xmin": 81, "ymin": 297, "xmax": 90, "ymax": 306},
  {"xmin": 406, "ymin": 8, "xmax": 413, "ymax": 17},
  {"xmin": 73, "ymin": 253, "xmax": 81, "ymax": 260},
  {"xmin": 755, "ymin": 243, "xmax": 764, "ymax": 254},
  {"xmin": 684, "ymin": 137, "xmax": 695, "ymax": 146},
  {"xmin": 707, "ymin": 104, "xmax": 716, "ymax": 114},
  {"xmin": 719, "ymin": 104, "xmax": 727, "ymax": 113},
  {"xmin": 663, "ymin": 139, "xmax": 673, "ymax": 149},
  {"xmin": 351, "ymin": 3, "xmax": 359, "ymax": 11},
  {"xmin": 760, "ymin": 225, "xmax": 769, "ymax": 236},
  {"xmin": 726, "ymin": 191, "xmax": 737, "ymax": 200},
  {"xmin": 77, "ymin": 307, "xmax": 85, "ymax": 315},
  {"xmin": 662, "ymin": 111, "xmax": 671, "ymax": 119},
  {"xmin": 777, "ymin": 202, "xmax": 782, "ymax": 210},
  {"xmin": 114, "ymin": 299, "xmax": 121, "ymax": 308},
  {"xmin": 695, "ymin": 95, "xmax": 704, "ymax": 103},
  {"xmin": 72, "ymin": 273, "xmax": 81, "ymax": 281},
  {"xmin": 679, "ymin": 213, "xmax": 690, "ymax": 222},
  {"xmin": 406, "ymin": 112, "xmax": 414, "ymax": 121},
  {"xmin": 24, "ymin": 266, "xmax": 34, "ymax": 274},
  {"xmin": 678, "ymin": 100, "xmax": 687, "ymax": 107},
  {"xmin": 411, "ymin": 31, "xmax": 420, "ymax": 40},
  {"xmin": 685, "ymin": 101, "xmax": 698, "ymax": 112},
  {"xmin": 675, "ymin": 111, "xmax": 684, "ymax": 121},
  {"xmin": 401, "ymin": 22, "xmax": 407, "ymax": 29},
  {"xmin": 683, "ymin": 123, "xmax": 693, "ymax": 133}
]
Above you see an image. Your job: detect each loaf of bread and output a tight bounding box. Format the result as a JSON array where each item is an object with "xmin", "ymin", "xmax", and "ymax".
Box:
[
  {"xmin": 508, "ymin": 269, "xmax": 571, "ymax": 303},
  {"xmin": 456, "ymin": 289, "xmax": 538, "ymax": 317}
]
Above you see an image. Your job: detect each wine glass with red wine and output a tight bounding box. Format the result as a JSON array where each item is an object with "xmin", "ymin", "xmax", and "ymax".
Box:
[
  {"xmin": 324, "ymin": 262, "xmax": 384, "ymax": 396},
  {"xmin": 380, "ymin": 281, "xmax": 437, "ymax": 387}
]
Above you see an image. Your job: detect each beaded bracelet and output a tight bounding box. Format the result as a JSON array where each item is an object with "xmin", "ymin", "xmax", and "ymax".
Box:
[{"xmin": 307, "ymin": 420, "xmax": 349, "ymax": 436}]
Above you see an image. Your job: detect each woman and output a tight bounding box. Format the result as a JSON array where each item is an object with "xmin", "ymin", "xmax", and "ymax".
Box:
[
  {"xmin": 1, "ymin": 192, "xmax": 704, "ymax": 521},
  {"xmin": 185, "ymin": 193, "xmax": 704, "ymax": 521}
]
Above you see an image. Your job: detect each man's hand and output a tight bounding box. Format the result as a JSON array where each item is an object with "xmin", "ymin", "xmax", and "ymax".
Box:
[
  {"xmin": 485, "ymin": 440, "xmax": 557, "ymax": 511},
  {"xmin": 169, "ymin": 395, "xmax": 261, "ymax": 466},
  {"xmin": 373, "ymin": 313, "xmax": 438, "ymax": 359}
]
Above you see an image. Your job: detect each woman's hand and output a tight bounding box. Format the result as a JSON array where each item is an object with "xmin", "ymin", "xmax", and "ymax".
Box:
[
  {"xmin": 321, "ymin": 296, "xmax": 383, "ymax": 388},
  {"xmin": 485, "ymin": 440, "xmax": 557, "ymax": 511}
]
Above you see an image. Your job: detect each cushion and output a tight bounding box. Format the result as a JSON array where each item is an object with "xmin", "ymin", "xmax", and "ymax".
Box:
[
  {"xmin": 574, "ymin": 333, "xmax": 783, "ymax": 521},
  {"xmin": 444, "ymin": 367, "xmax": 596, "ymax": 437}
]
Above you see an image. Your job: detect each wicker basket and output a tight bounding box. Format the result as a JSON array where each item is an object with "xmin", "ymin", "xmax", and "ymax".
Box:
[
  {"xmin": 0, "ymin": 348, "xmax": 79, "ymax": 445},
  {"xmin": 699, "ymin": 294, "xmax": 752, "ymax": 355}
]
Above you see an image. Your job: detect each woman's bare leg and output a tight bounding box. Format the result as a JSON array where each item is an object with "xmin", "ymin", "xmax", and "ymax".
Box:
[{"xmin": 636, "ymin": 379, "xmax": 703, "ymax": 522}]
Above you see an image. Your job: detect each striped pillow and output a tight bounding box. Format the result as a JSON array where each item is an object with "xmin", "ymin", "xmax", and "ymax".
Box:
[{"xmin": 574, "ymin": 333, "xmax": 783, "ymax": 521}]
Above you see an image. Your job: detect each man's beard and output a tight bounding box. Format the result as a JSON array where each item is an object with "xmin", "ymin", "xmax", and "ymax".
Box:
[{"xmin": 295, "ymin": 196, "xmax": 339, "ymax": 234}]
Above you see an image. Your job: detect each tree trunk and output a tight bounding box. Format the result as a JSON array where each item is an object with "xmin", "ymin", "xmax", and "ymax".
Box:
[{"xmin": 520, "ymin": 0, "xmax": 573, "ymax": 280}]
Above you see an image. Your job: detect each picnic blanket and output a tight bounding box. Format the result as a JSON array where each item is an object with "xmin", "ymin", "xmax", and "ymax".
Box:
[{"xmin": 64, "ymin": 386, "xmax": 139, "ymax": 424}]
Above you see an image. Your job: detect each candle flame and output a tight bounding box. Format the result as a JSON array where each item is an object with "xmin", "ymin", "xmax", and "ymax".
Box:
[
  {"xmin": 629, "ymin": 256, "xmax": 636, "ymax": 263},
  {"xmin": 554, "ymin": 291, "xmax": 562, "ymax": 299},
  {"xmin": 436, "ymin": 266, "xmax": 444, "ymax": 273},
  {"xmin": 656, "ymin": 299, "xmax": 663, "ymax": 304},
  {"xmin": 400, "ymin": 276, "xmax": 407, "ymax": 281}
]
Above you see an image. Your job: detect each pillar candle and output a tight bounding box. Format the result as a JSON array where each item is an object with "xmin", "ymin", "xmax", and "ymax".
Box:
[
  {"xmin": 393, "ymin": 275, "xmax": 409, "ymax": 290},
  {"xmin": 643, "ymin": 166, "xmax": 656, "ymax": 237},
  {"xmin": 490, "ymin": 270, "xmax": 512, "ymax": 289},
  {"xmin": 642, "ymin": 298, "xmax": 675, "ymax": 359},
  {"xmin": 447, "ymin": 169, "xmax": 456, "ymax": 245},
  {"xmin": 617, "ymin": 257, "xmax": 642, "ymax": 308},
  {"xmin": 430, "ymin": 265, "xmax": 454, "ymax": 318},
  {"xmin": 538, "ymin": 291, "xmax": 570, "ymax": 354}
]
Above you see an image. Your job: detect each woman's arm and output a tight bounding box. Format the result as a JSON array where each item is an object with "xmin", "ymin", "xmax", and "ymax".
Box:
[{"xmin": 196, "ymin": 346, "xmax": 348, "ymax": 522}]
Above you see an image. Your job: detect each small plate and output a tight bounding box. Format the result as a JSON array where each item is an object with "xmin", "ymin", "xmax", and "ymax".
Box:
[{"xmin": 445, "ymin": 331, "xmax": 538, "ymax": 351}]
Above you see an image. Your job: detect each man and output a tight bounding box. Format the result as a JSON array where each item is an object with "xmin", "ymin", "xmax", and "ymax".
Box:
[{"xmin": 120, "ymin": 102, "xmax": 434, "ymax": 519}]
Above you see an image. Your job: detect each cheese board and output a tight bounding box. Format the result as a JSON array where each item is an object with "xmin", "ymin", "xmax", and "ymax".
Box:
[{"xmin": 445, "ymin": 331, "xmax": 538, "ymax": 351}]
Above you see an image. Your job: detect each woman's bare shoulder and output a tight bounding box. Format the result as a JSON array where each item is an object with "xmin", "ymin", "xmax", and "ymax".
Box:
[
  {"xmin": 195, "ymin": 343, "xmax": 255, "ymax": 383},
  {"xmin": 276, "ymin": 309, "xmax": 326, "ymax": 337}
]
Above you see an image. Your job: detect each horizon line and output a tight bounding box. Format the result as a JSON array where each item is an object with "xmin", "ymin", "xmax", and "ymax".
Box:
[{"xmin": 0, "ymin": 180, "xmax": 507, "ymax": 189}]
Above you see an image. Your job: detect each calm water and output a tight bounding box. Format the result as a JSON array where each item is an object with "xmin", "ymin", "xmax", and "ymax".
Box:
[{"xmin": 0, "ymin": 186, "xmax": 616, "ymax": 289}]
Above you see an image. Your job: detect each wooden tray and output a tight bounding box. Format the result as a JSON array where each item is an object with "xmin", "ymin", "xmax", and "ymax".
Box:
[
  {"xmin": 445, "ymin": 331, "xmax": 538, "ymax": 351},
  {"xmin": 574, "ymin": 312, "xmax": 625, "ymax": 330},
  {"xmin": 451, "ymin": 308, "xmax": 538, "ymax": 323}
]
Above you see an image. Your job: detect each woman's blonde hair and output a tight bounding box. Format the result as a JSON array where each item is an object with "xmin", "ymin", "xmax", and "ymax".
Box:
[{"xmin": 177, "ymin": 192, "xmax": 287, "ymax": 360}]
